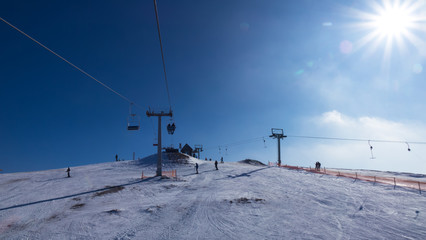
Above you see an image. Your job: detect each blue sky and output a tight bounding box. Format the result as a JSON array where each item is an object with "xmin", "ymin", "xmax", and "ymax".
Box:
[{"xmin": 1, "ymin": 0, "xmax": 426, "ymax": 174}]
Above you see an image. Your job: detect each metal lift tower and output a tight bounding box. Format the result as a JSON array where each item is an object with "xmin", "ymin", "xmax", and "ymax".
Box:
[
  {"xmin": 147, "ymin": 108, "xmax": 173, "ymax": 176},
  {"xmin": 269, "ymin": 128, "xmax": 287, "ymax": 166},
  {"xmin": 194, "ymin": 145, "xmax": 203, "ymax": 159}
]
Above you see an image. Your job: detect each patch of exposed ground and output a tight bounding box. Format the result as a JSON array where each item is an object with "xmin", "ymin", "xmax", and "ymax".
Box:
[
  {"xmin": 70, "ymin": 203, "xmax": 85, "ymax": 209},
  {"xmin": 227, "ymin": 197, "xmax": 265, "ymax": 204},
  {"xmin": 93, "ymin": 186, "xmax": 124, "ymax": 197}
]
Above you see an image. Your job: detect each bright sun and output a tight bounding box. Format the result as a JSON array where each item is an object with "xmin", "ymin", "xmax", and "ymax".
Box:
[
  {"xmin": 350, "ymin": 0, "xmax": 426, "ymax": 63},
  {"xmin": 373, "ymin": 7, "xmax": 412, "ymax": 37},
  {"xmin": 352, "ymin": 0, "xmax": 426, "ymax": 61}
]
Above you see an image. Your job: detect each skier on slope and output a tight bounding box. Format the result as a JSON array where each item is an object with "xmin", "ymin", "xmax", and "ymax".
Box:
[
  {"xmin": 215, "ymin": 160, "xmax": 218, "ymax": 170},
  {"xmin": 66, "ymin": 167, "xmax": 71, "ymax": 178},
  {"xmin": 195, "ymin": 163, "xmax": 199, "ymax": 174},
  {"xmin": 220, "ymin": 157, "xmax": 224, "ymax": 163}
]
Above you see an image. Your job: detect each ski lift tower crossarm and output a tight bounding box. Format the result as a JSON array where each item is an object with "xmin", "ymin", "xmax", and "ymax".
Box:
[
  {"xmin": 194, "ymin": 145, "xmax": 203, "ymax": 159},
  {"xmin": 146, "ymin": 108, "xmax": 173, "ymax": 176},
  {"xmin": 269, "ymin": 128, "xmax": 287, "ymax": 166}
]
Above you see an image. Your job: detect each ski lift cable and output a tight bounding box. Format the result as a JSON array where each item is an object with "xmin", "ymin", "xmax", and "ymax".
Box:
[
  {"xmin": 286, "ymin": 135, "xmax": 426, "ymax": 145},
  {"xmin": 203, "ymin": 133, "xmax": 426, "ymax": 154},
  {"xmin": 0, "ymin": 16, "xmax": 143, "ymax": 108},
  {"xmin": 204, "ymin": 136, "xmax": 268, "ymax": 152},
  {"xmin": 153, "ymin": 0, "xmax": 172, "ymax": 111}
]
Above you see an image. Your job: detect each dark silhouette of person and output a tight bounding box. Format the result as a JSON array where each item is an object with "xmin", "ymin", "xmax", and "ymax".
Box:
[
  {"xmin": 66, "ymin": 167, "xmax": 71, "ymax": 178},
  {"xmin": 195, "ymin": 163, "xmax": 199, "ymax": 174},
  {"xmin": 315, "ymin": 162, "xmax": 322, "ymax": 171},
  {"xmin": 220, "ymin": 157, "xmax": 224, "ymax": 163},
  {"xmin": 215, "ymin": 160, "xmax": 218, "ymax": 170},
  {"xmin": 115, "ymin": 154, "xmax": 118, "ymax": 162}
]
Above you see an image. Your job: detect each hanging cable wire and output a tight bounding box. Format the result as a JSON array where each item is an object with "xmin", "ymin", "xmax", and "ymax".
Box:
[
  {"xmin": 204, "ymin": 136, "xmax": 267, "ymax": 152},
  {"xmin": 286, "ymin": 135, "xmax": 426, "ymax": 145},
  {"xmin": 153, "ymin": 0, "xmax": 172, "ymax": 110},
  {"xmin": 0, "ymin": 16, "xmax": 143, "ymax": 108},
  {"xmin": 202, "ymin": 134, "xmax": 426, "ymax": 156}
]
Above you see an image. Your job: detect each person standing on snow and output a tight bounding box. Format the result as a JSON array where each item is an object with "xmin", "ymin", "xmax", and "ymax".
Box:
[
  {"xmin": 220, "ymin": 157, "xmax": 224, "ymax": 163},
  {"xmin": 115, "ymin": 154, "xmax": 118, "ymax": 162},
  {"xmin": 215, "ymin": 160, "xmax": 218, "ymax": 170},
  {"xmin": 195, "ymin": 163, "xmax": 199, "ymax": 174},
  {"xmin": 66, "ymin": 167, "xmax": 71, "ymax": 178}
]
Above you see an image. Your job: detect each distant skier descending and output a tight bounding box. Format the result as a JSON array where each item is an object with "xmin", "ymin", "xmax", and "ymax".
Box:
[
  {"xmin": 66, "ymin": 167, "xmax": 71, "ymax": 178},
  {"xmin": 195, "ymin": 163, "xmax": 199, "ymax": 174},
  {"xmin": 215, "ymin": 160, "xmax": 218, "ymax": 170}
]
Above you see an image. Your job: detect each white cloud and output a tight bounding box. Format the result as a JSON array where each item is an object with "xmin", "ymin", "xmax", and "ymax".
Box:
[{"xmin": 285, "ymin": 111, "xmax": 426, "ymax": 174}]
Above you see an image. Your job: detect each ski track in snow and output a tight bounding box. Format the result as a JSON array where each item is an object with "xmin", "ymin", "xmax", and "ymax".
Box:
[{"xmin": 1, "ymin": 154, "xmax": 426, "ymax": 239}]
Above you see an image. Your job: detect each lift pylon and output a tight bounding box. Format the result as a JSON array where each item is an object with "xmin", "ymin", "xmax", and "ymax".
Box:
[
  {"xmin": 269, "ymin": 128, "xmax": 287, "ymax": 166},
  {"xmin": 147, "ymin": 108, "xmax": 173, "ymax": 176},
  {"xmin": 194, "ymin": 145, "xmax": 203, "ymax": 159}
]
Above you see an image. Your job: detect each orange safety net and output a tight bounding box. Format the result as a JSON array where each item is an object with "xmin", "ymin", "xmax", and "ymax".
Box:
[{"xmin": 279, "ymin": 165, "xmax": 425, "ymax": 192}]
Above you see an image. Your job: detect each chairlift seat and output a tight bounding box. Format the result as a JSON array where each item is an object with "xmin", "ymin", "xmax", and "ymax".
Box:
[
  {"xmin": 167, "ymin": 123, "xmax": 176, "ymax": 134},
  {"xmin": 127, "ymin": 125, "xmax": 140, "ymax": 131}
]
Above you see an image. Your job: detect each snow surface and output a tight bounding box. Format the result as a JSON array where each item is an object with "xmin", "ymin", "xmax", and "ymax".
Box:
[{"xmin": 1, "ymin": 153, "xmax": 426, "ymax": 239}]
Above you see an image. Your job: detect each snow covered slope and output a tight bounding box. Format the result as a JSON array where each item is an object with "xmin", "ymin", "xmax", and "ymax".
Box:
[{"xmin": 1, "ymin": 154, "xmax": 426, "ymax": 239}]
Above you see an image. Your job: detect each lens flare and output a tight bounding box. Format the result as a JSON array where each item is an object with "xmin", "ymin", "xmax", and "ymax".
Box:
[
  {"xmin": 412, "ymin": 63, "xmax": 423, "ymax": 74},
  {"xmin": 340, "ymin": 40, "xmax": 353, "ymax": 54},
  {"xmin": 240, "ymin": 22, "xmax": 250, "ymax": 31}
]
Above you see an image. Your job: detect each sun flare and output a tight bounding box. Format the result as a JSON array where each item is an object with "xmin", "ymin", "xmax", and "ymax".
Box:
[
  {"xmin": 373, "ymin": 7, "xmax": 412, "ymax": 37},
  {"xmin": 351, "ymin": 0, "xmax": 426, "ymax": 62}
]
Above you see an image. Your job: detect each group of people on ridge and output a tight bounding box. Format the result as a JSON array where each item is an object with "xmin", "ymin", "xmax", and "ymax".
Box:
[{"xmin": 315, "ymin": 161, "xmax": 321, "ymax": 171}]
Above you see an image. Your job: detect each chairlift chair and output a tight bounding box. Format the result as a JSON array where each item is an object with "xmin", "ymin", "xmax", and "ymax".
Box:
[
  {"xmin": 127, "ymin": 103, "xmax": 140, "ymax": 131},
  {"xmin": 127, "ymin": 114, "xmax": 140, "ymax": 131},
  {"xmin": 167, "ymin": 122, "xmax": 176, "ymax": 135}
]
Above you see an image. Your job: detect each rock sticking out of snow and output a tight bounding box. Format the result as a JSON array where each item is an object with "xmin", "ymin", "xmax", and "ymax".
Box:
[{"xmin": 238, "ymin": 159, "xmax": 266, "ymax": 166}]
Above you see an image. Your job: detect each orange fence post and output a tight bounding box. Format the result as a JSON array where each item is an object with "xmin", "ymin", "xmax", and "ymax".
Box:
[{"xmin": 394, "ymin": 177, "xmax": 396, "ymax": 189}]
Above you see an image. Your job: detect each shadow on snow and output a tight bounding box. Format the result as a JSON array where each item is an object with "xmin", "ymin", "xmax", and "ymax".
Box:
[{"xmin": 0, "ymin": 177, "xmax": 156, "ymax": 212}]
